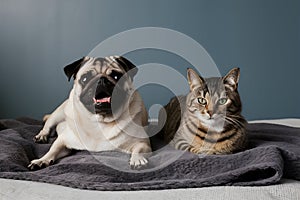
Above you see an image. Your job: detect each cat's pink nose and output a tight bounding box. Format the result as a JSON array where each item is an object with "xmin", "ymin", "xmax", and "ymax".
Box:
[{"xmin": 207, "ymin": 110, "xmax": 214, "ymax": 118}]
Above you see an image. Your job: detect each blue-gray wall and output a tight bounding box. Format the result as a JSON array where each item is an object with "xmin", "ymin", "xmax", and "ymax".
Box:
[{"xmin": 0, "ymin": 0, "xmax": 299, "ymax": 120}]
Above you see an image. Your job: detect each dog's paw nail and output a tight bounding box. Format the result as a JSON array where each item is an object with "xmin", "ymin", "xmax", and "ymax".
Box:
[
  {"xmin": 33, "ymin": 136, "xmax": 38, "ymax": 142},
  {"xmin": 28, "ymin": 163, "xmax": 39, "ymax": 171},
  {"xmin": 28, "ymin": 163, "xmax": 33, "ymax": 170},
  {"xmin": 140, "ymin": 158, "xmax": 148, "ymax": 165},
  {"xmin": 28, "ymin": 159, "xmax": 51, "ymax": 170},
  {"xmin": 129, "ymin": 156, "xmax": 148, "ymax": 170},
  {"xmin": 33, "ymin": 134, "xmax": 48, "ymax": 143}
]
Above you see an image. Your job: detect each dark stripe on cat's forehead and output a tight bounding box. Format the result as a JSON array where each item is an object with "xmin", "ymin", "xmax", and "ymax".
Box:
[{"xmin": 199, "ymin": 77, "xmax": 225, "ymax": 96}]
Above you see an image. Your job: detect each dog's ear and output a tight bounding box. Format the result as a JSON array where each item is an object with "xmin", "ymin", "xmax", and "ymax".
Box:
[
  {"xmin": 113, "ymin": 56, "xmax": 138, "ymax": 79},
  {"xmin": 64, "ymin": 57, "xmax": 86, "ymax": 81}
]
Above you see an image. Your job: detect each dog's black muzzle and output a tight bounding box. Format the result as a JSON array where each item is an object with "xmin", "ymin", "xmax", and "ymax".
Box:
[{"xmin": 80, "ymin": 76, "xmax": 127, "ymax": 115}]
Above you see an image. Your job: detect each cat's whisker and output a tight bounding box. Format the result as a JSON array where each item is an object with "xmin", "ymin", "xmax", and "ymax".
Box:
[{"xmin": 225, "ymin": 116, "xmax": 245, "ymax": 129}]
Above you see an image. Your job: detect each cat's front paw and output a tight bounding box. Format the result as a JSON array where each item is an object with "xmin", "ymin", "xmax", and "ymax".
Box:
[
  {"xmin": 190, "ymin": 147, "xmax": 216, "ymax": 155},
  {"xmin": 129, "ymin": 154, "xmax": 148, "ymax": 170},
  {"xmin": 28, "ymin": 159, "xmax": 54, "ymax": 170},
  {"xmin": 33, "ymin": 130, "xmax": 49, "ymax": 143}
]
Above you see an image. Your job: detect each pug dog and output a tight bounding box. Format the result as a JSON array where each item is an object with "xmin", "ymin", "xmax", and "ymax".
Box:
[{"xmin": 28, "ymin": 56, "xmax": 151, "ymax": 170}]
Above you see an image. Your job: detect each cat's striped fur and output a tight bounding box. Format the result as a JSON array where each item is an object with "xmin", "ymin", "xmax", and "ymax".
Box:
[{"xmin": 159, "ymin": 68, "xmax": 247, "ymax": 154}]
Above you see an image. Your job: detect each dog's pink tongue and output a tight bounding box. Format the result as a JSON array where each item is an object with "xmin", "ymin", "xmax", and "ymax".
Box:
[{"xmin": 93, "ymin": 97, "xmax": 111, "ymax": 104}]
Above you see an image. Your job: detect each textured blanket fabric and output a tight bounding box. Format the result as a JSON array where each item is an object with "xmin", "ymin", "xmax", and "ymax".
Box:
[{"xmin": 0, "ymin": 118, "xmax": 299, "ymax": 191}]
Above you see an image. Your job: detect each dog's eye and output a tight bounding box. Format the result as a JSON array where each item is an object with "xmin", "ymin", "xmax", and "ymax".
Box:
[
  {"xmin": 110, "ymin": 71, "xmax": 123, "ymax": 81},
  {"xmin": 80, "ymin": 72, "xmax": 92, "ymax": 84}
]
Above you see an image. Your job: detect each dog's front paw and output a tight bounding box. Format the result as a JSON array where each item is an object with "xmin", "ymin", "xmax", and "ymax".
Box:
[
  {"xmin": 129, "ymin": 154, "xmax": 148, "ymax": 170},
  {"xmin": 28, "ymin": 159, "xmax": 53, "ymax": 170},
  {"xmin": 33, "ymin": 130, "xmax": 49, "ymax": 143}
]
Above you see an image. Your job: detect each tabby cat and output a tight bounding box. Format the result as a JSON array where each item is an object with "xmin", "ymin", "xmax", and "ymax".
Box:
[{"xmin": 159, "ymin": 68, "xmax": 247, "ymax": 154}]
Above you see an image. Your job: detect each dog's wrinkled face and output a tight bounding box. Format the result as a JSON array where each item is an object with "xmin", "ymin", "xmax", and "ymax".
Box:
[{"xmin": 64, "ymin": 56, "xmax": 137, "ymax": 118}]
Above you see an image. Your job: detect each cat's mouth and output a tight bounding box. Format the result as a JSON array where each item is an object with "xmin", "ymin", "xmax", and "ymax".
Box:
[
  {"xmin": 197, "ymin": 113, "xmax": 221, "ymax": 121},
  {"xmin": 196, "ymin": 113, "xmax": 225, "ymax": 128},
  {"xmin": 203, "ymin": 118, "xmax": 225, "ymax": 133}
]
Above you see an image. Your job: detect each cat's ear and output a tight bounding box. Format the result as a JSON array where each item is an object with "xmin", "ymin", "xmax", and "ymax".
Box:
[
  {"xmin": 187, "ymin": 68, "xmax": 205, "ymax": 91},
  {"xmin": 223, "ymin": 67, "xmax": 240, "ymax": 90}
]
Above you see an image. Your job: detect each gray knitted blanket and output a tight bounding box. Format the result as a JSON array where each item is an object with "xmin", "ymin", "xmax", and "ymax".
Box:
[{"xmin": 0, "ymin": 118, "xmax": 299, "ymax": 191}]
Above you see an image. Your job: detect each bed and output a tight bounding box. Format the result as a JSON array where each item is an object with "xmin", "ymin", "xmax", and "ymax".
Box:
[{"xmin": 1, "ymin": 118, "xmax": 300, "ymax": 200}]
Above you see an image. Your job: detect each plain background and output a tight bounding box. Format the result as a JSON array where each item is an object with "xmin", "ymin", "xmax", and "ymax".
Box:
[{"xmin": 0, "ymin": 0, "xmax": 299, "ymax": 120}]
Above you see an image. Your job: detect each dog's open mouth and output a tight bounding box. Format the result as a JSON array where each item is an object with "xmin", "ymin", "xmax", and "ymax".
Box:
[
  {"xmin": 93, "ymin": 97, "xmax": 111, "ymax": 104},
  {"xmin": 93, "ymin": 92, "xmax": 112, "ymax": 114}
]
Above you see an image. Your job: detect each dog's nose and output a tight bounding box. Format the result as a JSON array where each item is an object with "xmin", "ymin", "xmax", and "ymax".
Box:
[{"xmin": 98, "ymin": 77, "xmax": 110, "ymax": 86}]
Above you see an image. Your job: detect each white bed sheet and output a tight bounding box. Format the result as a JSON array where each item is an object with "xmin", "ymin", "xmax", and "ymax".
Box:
[{"xmin": 1, "ymin": 118, "xmax": 300, "ymax": 200}]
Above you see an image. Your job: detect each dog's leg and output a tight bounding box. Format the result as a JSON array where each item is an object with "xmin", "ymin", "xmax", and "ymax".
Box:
[
  {"xmin": 34, "ymin": 100, "xmax": 68, "ymax": 143},
  {"xmin": 28, "ymin": 136, "xmax": 71, "ymax": 170},
  {"xmin": 129, "ymin": 142, "xmax": 151, "ymax": 170}
]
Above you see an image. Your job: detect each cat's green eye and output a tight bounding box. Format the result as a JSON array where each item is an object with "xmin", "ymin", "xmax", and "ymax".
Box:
[
  {"xmin": 197, "ymin": 97, "xmax": 207, "ymax": 105},
  {"xmin": 218, "ymin": 98, "xmax": 228, "ymax": 105}
]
